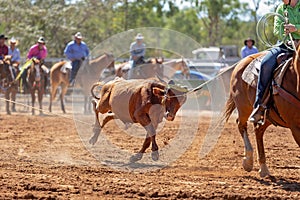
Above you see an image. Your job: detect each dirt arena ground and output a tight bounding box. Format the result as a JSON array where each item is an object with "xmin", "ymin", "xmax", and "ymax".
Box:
[{"xmin": 0, "ymin": 106, "xmax": 299, "ymax": 199}]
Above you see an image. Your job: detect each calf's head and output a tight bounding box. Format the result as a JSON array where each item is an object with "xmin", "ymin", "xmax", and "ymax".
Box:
[{"xmin": 152, "ymin": 82, "xmax": 188, "ymax": 121}]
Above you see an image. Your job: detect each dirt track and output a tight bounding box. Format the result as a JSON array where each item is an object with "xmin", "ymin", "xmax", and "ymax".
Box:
[{"xmin": 0, "ymin": 110, "xmax": 299, "ymax": 199}]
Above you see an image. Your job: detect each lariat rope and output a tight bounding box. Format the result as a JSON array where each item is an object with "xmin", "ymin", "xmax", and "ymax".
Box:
[
  {"xmin": 165, "ymin": 61, "xmax": 239, "ymax": 99},
  {"xmin": 0, "ymin": 97, "xmax": 92, "ymax": 126}
]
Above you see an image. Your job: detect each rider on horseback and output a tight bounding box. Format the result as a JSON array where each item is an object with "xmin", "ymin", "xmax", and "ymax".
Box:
[
  {"xmin": 64, "ymin": 32, "xmax": 90, "ymax": 87},
  {"xmin": 21, "ymin": 37, "xmax": 49, "ymax": 93},
  {"xmin": 129, "ymin": 33, "xmax": 146, "ymax": 68},
  {"xmin": 249, "ymin": 0, "xmax": 300, "ymax": 124},
  {"xmin": 8, "ymin": 37, "xmax": 21, "ymax": 73}
]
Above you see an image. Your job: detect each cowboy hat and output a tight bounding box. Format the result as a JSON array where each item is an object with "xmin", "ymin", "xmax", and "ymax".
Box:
[
  {"xmin": 135, "ymin": 33, "xmax": 144, "ymax": 40},
  {"xmin": 0, "ymin": 34, "xmax": 8, "ymax": 40},
  {"xmin": 38, "ymin": 37, "xmax": 46, "ymax": 44},
  {"xmin": 8, "ymin": 37, "xmax": 19, "ymax": 46},
  {"xmin": 244, "ymin": 38, "xmax": 255, "ymax": 45},
  {"xmin": 74, "ymin": 32, "xmax": 83, "ymax": 39}
]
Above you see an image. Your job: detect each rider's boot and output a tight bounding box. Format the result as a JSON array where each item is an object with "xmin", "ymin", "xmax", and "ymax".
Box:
[
  {"xmin": 249, "ymin": 93, "xmax": 270, "ymax": 124},
  {"xmin": 249, "ymin": 105, "xmax": 266, "ymax": 124}
]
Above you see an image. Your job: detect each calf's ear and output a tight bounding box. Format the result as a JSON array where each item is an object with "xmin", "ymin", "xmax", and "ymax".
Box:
[{"xmin": 152, "ymin": 87, "xmax": 165, "ymax": 97}]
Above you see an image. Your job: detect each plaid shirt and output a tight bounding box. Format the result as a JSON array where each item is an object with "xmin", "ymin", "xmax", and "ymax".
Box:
[{"xmin": 0, "ymin": 44, "xmax": 8, "ymax": 59}]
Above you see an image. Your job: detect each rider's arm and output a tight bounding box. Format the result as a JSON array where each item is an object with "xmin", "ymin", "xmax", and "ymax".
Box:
[
  {"xmin": 134, "ymin": 44, "xmax": 146, "ymax": 57},
  {"xmin": 84, "ymin": 43, "xmax": 89, "ymax": 58},
  {"xmin": 40, "ymin": 46, "xmax": 48, "ymax": 60},
  {"xmin": 64, "ymin": 42, "xmax": 73, "ymax": 60},
  {"xmin": 27, "ymin": 45, "xmax": 35, "ymax": 59},
  {"xmin": 274, "ymin": 5, "xmax": 285, "ymax": 39},
  {"xmin": 15, "ymin": 49, "xmax": 21, "ymax": 62}
]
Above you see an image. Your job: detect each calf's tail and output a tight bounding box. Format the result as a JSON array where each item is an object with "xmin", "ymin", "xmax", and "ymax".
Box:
[{"xmin": 91, "ymin": 82, "xmax": 104, "ymax": 100}]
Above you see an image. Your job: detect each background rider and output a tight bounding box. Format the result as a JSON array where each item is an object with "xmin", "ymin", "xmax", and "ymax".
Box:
[{"xmin": 64, "ymin": 32, "xmax": 90, "ymax": 87}]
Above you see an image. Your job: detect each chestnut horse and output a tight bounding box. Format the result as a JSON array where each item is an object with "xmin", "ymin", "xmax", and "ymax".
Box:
[
  {"xmin": 49, "ymin": 53, "xmax": 115, "ymax": 113},
  {"xmin": 223, "ymin": 48, "xmax": 300, "ymax": 177},
  {"xmin": 115, "ymin": 58, "xmax": 189, "ymax": 79},
  {"xmin": 27, "ymin": 59, "xmax": 46, "ymax": 115}
]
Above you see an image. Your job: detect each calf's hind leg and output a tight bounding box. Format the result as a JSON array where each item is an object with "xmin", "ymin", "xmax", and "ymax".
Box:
[{"xmin": 89, "ymin": 100, "xmax": 114, "ymax": 145}]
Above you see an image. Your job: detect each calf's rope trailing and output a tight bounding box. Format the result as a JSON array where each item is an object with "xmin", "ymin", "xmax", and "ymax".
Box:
[{"xmin": 0, "ymin": 97, "xmax": 91, "ymax": 126}]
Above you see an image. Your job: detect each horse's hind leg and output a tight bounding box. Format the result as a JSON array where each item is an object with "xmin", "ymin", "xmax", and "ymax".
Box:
[
  {"xmin": 49, "ymin": 83, "xmax": 58, "ymax": 113},
  {"xmin": 238, "ymin": 116, "xmax": 254, "ymax": 172},
  {"xmin": 254, "ymin": 121, "xmax": 271, "ymax": 177},
  {"xmin": 60, "ymin": 83, "xmax": 68, "ymax": 113},
  {"xmin": 5, "ymin": 90, "xmax": 10, "ymax": 115}
]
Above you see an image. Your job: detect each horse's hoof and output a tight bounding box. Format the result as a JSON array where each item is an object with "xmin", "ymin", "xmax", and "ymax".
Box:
[
  {"xmin": 6, "ymin": 111, "xmax": 11, "ymax": 115},
  {"xmin": 11, "ymin": 108, "xmax": 16, "ymax": 112},
  {"xmin": 259, "ymin": 164, "xmax": 270, "ymax": 178},
  {"xmin": 242, "ymin": 157, "xmax": 253, "ymax": 172},
  {"xmin": 151, "ymin": 151, "xmax": 159, "ymax": 161},
  {"xmin": 130, "ymin": 153, "xmax": 143, "ymax": 163},
  {"xmin": 39, "ymin": 113, "xmax": 44, "ymax": 116}
]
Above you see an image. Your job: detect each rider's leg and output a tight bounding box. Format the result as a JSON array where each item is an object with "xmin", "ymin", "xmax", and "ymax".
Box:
[
  {"xmin": 249, "ymin": 47, "xmax": 287, "ymax": 123},
  {"xmin": 21, "ymin": 68, "xmax": 28, "ymax": 93},
  {"xmin": 69, "ymin": 60, "xmax": 82, "ymax": 85},
  {"xmin": 128, "ymin": 60, "xmax": 136, "ymax": 79}
]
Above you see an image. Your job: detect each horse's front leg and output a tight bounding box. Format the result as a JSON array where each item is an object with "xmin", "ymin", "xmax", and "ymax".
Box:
[{"xmin": 254, "ymin": 122, "xmax": 271, "ymax": 177}]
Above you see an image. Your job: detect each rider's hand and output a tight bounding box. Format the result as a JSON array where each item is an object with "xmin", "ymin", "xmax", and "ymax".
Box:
[
  {"xmin": 284, "ymin": 24, "xmax": 298, "ymax": 34},
  {"xmin": 132, "ymin": 56, "xmax": 138, "ymax": 61}
]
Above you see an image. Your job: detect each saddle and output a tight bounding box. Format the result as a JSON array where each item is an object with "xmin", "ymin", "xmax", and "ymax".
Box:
[
  {"xmin": 60, "ymin": 61, "xmax": 72, "ymax": 73},
  {"xmin": 241, "ymin": 52, "xmax": 293, "ymax": 89},
  {"xmin": 242, "ymin": 52, "xmax": 293, "ymax": 126}
]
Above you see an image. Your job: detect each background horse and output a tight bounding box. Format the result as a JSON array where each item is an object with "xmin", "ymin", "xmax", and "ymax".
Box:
[
  {"xmin": 27, "ymin": 59, "xmax": 46, "ymax": 115},
  {"xmin": 0, "ymin": 56, "xmax": 19, "ymax": 114},
  {"xmin": 114, "ymin": 58, "xmax": 163, "ymax": 79},
  {"xmin": 115, "ymin": 58, "xmax": 189, "ymax": 79},
  {"xmin": 49, "ymin": 53, "xmax": 115, "ymax": 113},
  {"xmin": 162, "ymin": 58, "xmax": 190, "ymax": 78},
  {"xmin": 222, "ymin": 48, "xmax": 300, "ymax": 177},
  {"xmin": 49, "ymin": 61, "xmax": 69, "ymax": 113}
]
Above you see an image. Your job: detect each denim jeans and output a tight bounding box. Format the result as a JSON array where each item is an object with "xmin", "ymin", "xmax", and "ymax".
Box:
[
  {"xmin": 254, "ymin": 44, "xmax": 290, "ymax": 108},
  {"xmin": 69, "ymin": 59, "xmax": 82, "ymax": 84}
]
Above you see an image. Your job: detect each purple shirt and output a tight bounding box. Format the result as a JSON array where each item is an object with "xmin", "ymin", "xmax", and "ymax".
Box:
[{"xmin": 27, "ymin": 44, "xmax": 48, "ymax": 60}]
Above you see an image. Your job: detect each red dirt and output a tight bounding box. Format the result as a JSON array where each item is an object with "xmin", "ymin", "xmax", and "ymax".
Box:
[{"xmin": 0, "ymin": 112, "xmax": 299, "ymax": 199}]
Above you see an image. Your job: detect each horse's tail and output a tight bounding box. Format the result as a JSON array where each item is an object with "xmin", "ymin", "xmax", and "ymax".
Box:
[
  {"xmin": 222, "ymin": 94, "xmax": 236, "ymax": 122},
  {"xmin": 91, "ymin": 82, "xmax": 104, "ymax": 100}
]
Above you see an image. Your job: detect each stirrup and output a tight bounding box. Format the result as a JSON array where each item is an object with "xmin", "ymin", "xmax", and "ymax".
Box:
[{"xmin": 249, "ymin": 106, "xmax": 266, "ymax": 125}]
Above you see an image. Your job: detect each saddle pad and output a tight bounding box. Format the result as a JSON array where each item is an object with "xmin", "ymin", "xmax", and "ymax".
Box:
[
  {"xmin": 242, "ymin": 55, "xmax": 292, "ymax": 88},
  {"xmin": 273, "ymin": 58, "xmax": 292, "ymax": 86},
  {"xmin": 60, "ymin": 61, "xmax": 72, "ymax": 73},
  {"xmin": 241, "ymin": 55, "xmax": 265, "ymax": 88}
]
